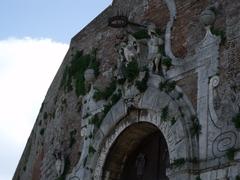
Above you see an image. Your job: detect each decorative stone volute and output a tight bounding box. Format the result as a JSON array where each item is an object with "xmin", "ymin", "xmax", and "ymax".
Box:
[{"xmin": 199, "ymin": 8, "xmax": 216, "ymax": 27}]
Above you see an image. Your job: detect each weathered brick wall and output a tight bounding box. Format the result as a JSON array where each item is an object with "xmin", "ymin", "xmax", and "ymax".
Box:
[{"xmin": 14, "ymin": 0, "xmax": 240, "ymax": 179}]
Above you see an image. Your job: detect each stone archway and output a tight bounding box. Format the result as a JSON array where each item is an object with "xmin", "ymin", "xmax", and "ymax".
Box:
[
  {"xmin": 68, "ymin": 82, "xmax": 199, "ymax": 180},
  {"xmin": 84, "ymin": 84, "xmax": 199, "ymax": 180},
  {"xmin": 102, "ymin": 122, "xmax": 169, "ymax": 180}
]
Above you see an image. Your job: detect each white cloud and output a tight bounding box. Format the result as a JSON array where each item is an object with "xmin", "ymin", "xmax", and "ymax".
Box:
[{"xmin": 0, "ymin": 37, "xmax": 68, "ymax": 179}]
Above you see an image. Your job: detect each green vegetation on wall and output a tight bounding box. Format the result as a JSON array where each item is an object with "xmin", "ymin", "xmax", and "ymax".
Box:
[
  {"xmin": 232, "ymin": 112, "xmax": 240, "ymax": 129},
  {"xmin": 172, "ymin": 158, "xmax": 185, "ymax": 167},
  {"xmin": 39, "ymin": 128, "xmax": 45, "ymax": 136},
  {"xmin": 161, "ymin": 106, "xmax": 169, "ymax": 121},
  {"xmin": 159, "ymin": 80, "xmax": 176, "ymax": 93},
  {"xmin": 195, "ymin": 176, "xmax": 201, "ymax": 180},
  {"xmin": 61, "ymin": 50, "xmax": 99, "ymax": 97},
  {"xmin": 210, "ymin": 27, "xmax": 226, "ymax": 44},
  {"xmin": 69, "ymin": 129, "xmax": 77, "ymax": 148},
  {"xmin": 190, "ymin": 116, "xmax": 202, "ymax": 136},
  {"xmin": 91, "ymin": 90, "xmax": 122, "ymax": 129},
  {"xmin": 135, "ymin": 71, "xmax": 149, "ymax": 93},
  {"xmin": 124, "ymin": 59, "xmax": 139, "ymax": 82},
  {"xmin": 226, "ymin": 148, "xmax": 236, "ymax": 161},
  {"xmin": 132, "ymin": 30, "xmax": 150, "ymax": 39},
  {"xmin": 89, "ymin": 114, "xmax": 102, "ymax": 128},
  {"xmin": 111, "ymin": 90, "xmax": 122, "ymax": 105},
  {"xmin": 93, "ymin": 81, "xmax": 117, "ymax": 101},
  {"xmin": 88, "ymin": 145, "xmax": 96, "ymax": 155},
  {"xmin": 162, "ymin": 57, "xmax": 172, "ymax": 70}
]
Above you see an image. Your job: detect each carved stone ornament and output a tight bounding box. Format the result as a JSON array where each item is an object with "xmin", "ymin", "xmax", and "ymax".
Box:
[
  {"xmin": 84, "ymin": 68, "xmax": 95, "ymax": 84},
  {"xmin": 199, "ymin": 9, "xmax": 216, "ymax": 27}
]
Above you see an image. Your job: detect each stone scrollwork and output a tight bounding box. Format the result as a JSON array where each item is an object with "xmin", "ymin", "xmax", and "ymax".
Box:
[
  {"xmin": 212, "ymin": 131, "xmax": 237, "ymax": 157},
  {"xmin": 208, "ymin": 75, "xmax": 224, "ymax": 128}
]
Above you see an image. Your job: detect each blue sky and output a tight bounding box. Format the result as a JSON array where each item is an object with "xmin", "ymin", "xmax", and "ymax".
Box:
[
  {"xmin": 0, "ymin": 1, "xmax": 112, "ymax": 179},
  {"xmin": 0, "ymin": 0, "xmax": 112, "ymax": 43}
]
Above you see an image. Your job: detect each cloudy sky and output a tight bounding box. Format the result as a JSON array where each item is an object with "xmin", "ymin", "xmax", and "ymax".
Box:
[{"xmin": 0, "ymin": 1, "xmax": 112, "ymax": 179}]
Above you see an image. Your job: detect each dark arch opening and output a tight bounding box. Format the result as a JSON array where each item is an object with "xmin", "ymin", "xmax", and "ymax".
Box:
[{"xmin": 102, "ymin": 122, "xmax": 170, "ymax": 180}]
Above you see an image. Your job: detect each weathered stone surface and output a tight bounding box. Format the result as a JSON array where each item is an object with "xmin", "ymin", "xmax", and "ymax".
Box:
[{"xmin": 14, "ymin": 0, "xmax": 240, "ymax": 180}]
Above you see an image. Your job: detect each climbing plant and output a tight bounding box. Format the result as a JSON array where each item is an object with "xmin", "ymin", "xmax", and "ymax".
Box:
[
  {"xmin": 161, "ymin": 105, "xmax": 169, "ymax": 121},
  {"xmin": 232, "ymin": 112, "xmax": 240, "ymax": 129},
  {"xmin": 159, "ymin": 80, "xmax": 176, "ymax": 93},
  {"xmin": 210, "ymin": 27, "xmax": 226, "ymax": 44},
  {"xmin": 171, "ymin": 158, "xmax": 185, "ymax": 167},
  {"xmin": 123, "ymin": 59, "xmax": 139, "ymax": 82},
  {"xmin": 135, "ymin": 71, "xmax": 149, "ymax": 93},
  {"xmin": 226, "ymin": 148, "xmax": 236, "ymax": 161},
  {"xmin": 162, "ymin": 57, "xmax": 172, "ymax": 70},
  {"xmin": 132, "ymin": 30, "xmax": 150, "ymax": 39},
  {"xmin": 60, "ymin": 49, "xmax": 99, "ymax": 97},
  {"xmin": 190, "ymin": 116, "xmax": 202, "ymax": 136},
  {"xmin": 93, "ymin": 80, "xmax": 117, "ymax": 101}
]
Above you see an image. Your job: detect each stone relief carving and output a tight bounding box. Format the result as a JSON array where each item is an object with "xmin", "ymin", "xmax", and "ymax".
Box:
[
  {"xmin": 196, "ymin": 6, "xmax": 239, "ymax": 160},
  {"xmin": 212, "ymin": 131, "xmax": 237, "ymax": 157},
  {"xmin": 147, "ymin": 23, "xmax": 164, "ymax": 74},
  {"xmin": 135, "ymin": 153, "xmax": 146, "ymax": 178},
  {"xmin": 209, "ymin": 75, "xmax": 224, "ymax": 128},
  {"xmin": 208, "ymin": 74, "xmax": 238, "ymax": 148},
  {"xmin": 54, "ymin": 150, "xmax": 65, "ymax": 177},
  {"xmin": 69, "ymin": 69, "xmax": 106, "ymax": 179},
  {"xmin": 68, "ymin": 18, "xmax": 199, "ymax": 179},
  {"xmin": 68, "ymin": 2, "xmax": 240, "ymax": 179}
]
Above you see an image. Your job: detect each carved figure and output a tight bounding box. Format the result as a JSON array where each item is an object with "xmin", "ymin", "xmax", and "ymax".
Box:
[
  {"xmin": 147, "ymin": 23, "xmax": 164, "ymax": 73},
  {"xmin": 115, "ymin": 34, "xmax": 140, "ymax": 81},
  {"xmin": 115, "ymin": 42, "xmax": 127, "ymax": 80},
  {"xmin": 135, "ymin": 153, "xmax": 146, "ymax": 178},
  {"xmin": 54, "ymin": 150, "xmax": 65, "ymax": 177},
  {"xmin": 123, "ymin": 34, "xmax": 139, "ymax": 65}
]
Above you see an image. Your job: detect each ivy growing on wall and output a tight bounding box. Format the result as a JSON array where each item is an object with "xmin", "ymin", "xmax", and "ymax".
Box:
[
  {"xmin": 195, "ymin": 176, "xmax": 201, "ymax": 180},
  {"xmin": 132, "ymin": 30, "xmax": 150, "ymax": 39},
  {"xmin": 135, "ymin": 71, "xmax": 149, "ymax": 93},
  {"xmin": 162, "ymin": 57, "xmax": 172, "ymax": 70},
  {"xmin": 176, "ymin": 92, "xmax": 183, "ymax": 100},
  {"xmin": 190, "ymin": 116, "xmax": 202, "ymax": 136},
  {"xmin": 39, "ymin": 128, "xmax": 45, "ymax": 136},
  {"xmin": 93, "ymin": 81, "xmax": 117, "ymax": 101},
  {"xmin": 111, "ymin": 90, "xmax": 122, "ymax": 105},
  {"xmin": 159, "ymin": 80, "xmax": 176, "ymax": 93},
  {"xmin": 123, "ymin": 59, "xmax": 139, "ymax": 82},
  {"xmin": 69, "ymin": 129, "xmax": 77, "ymax": 148},
  {"xmin": 171, "ymin": 158, "xmax": 185, "ymax": 167},
  {"xmin": 171, "ymin": 117, "xmax": 176, "ymax": 125},
  {"xmin": 226, "ymin": 148, "xmax": 236, "ymax": 161},
  {"xmin": 161, "ymin": 105, "xmax": 169, "ymax": 121},
  {"xmin": 60, "ymin": 50, "xmax": 99, "ymax": 97},
  {"xmin": 89, "ymin": 114, "xmax": 102, "ymax": 128},
  {"xmin": 88, "ymin": 145, "xmax": 96, "ymax": 155},
  {"xmin": 232, "ymin": 112, "xmax": 240, "ymax": 129},
  {"xmin": 210, "ymin": 27, "xmax": 226, "ymax": 44},
  {"xmin": 88, "ymin": 49, "xmax": 100, "ymax": 77}
]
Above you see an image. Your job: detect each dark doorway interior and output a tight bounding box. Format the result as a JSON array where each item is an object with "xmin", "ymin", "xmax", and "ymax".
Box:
[{"xmin": 102, "ymin": 122, "xmax": 169, "ymax": 180}]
